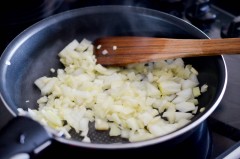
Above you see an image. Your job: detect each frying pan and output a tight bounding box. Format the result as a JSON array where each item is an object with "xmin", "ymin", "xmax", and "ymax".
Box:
[{"xmin": 0, "ymin": 5, "xmax": 227, "ymax": 158}]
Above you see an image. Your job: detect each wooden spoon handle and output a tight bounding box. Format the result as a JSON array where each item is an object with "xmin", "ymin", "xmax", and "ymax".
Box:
[{"xmin": 94, "ymin": 37, "xmax": 240, "ymax": 66}]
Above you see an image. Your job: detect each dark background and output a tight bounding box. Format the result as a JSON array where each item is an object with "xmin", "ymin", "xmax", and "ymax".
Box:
[{"xmin": 0, "ymin": 0, "xmax": 240, "ymax": 158}]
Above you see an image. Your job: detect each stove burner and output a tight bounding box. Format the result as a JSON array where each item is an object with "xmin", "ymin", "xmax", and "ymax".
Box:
[
  {"xmin": 221, "ymin": 16, "xmax": 240, "ymax": 38},
  {"xmin": 185, "ymin": 0, "xmax": 217, "ymax": 25},
  {"xmin": 0, "ymin": 0, "xmax": 63, "ymax": 53}
]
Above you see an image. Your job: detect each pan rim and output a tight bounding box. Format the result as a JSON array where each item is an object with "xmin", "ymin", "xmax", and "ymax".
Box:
[{"xmin": 0, "ymin": 5, "xmax": 228, "ymax": 148}]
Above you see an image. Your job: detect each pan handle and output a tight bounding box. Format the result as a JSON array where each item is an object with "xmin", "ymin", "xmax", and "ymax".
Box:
[{"xmin": 0, "ymin": 116, "xmax": 52, "ymax": 159}]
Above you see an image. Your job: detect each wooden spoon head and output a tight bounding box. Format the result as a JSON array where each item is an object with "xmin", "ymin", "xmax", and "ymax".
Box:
[{"xmin": 94, "ymin": 36, "xmax": 169, "ymax": 66}]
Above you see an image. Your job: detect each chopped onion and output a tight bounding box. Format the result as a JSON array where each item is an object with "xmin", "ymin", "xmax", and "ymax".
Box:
[{"xmin": 19, "ymin": 39, "xmax": 208, "ymax": 143}]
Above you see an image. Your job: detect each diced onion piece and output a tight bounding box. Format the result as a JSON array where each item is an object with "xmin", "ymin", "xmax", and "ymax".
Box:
[
  {"xmin": 193, "ymin": 87, "xmax": 201, "ymax": 97},
  {"xmin": 79, "ymin": 118, "xmax": 89, "ymax": 132},
  {"xmin": 172, "ymin": 88, "xmax": 193, "ymax": 104},
  {"xmin": 192, "ymin": 106, "xmax": 198, "ymax": 114},
  {"xmin": 59, "ymin": 40, "xmax": 79, "ymax": 57},
  {"xmin": 95, "ymin": 119, "xmax": 109, "ymax": 130},
  {"xmin": 158, "ymin": 81, "xmax": 181, "ymax": 95},
  {"xmin": 201, "ymin": 84, "xmax": 208, "ymax": 93},
  {"xmin": 97, "ymin": 45, "xmax": 102, "ymax": 49},
  {"xmin": 75, "ymin": 38, "xmax": 92, "ymax": 52},
  {"xmin": 175, "ymin": 112, "xmax": 193, "ymax": 122},
  {"xmin": 41, "ymin": 109, "xmax": 62, "ymax": 127},
  {"xmin": 126, "ymin": 118, "xmax": 139, "ymax": 131},
  {"xmin": 121, "ymin": 129, "xmax": 130, "ymax": 139},
  {"xmin": 82, "ymin": 136, "xmax": 91, "ymax": 143},
  {"xmin": 190, "ymin": 67, "xmax": 198, "ymax": 75},
  {"xmin": 138, "ymin": 112, "xmax": 154, "ymax": 126},
  {"xmin": 181, "ymin": 79, "xmax": 198, "ymax": 89},
  {"xmin": 162, "ymin": 111, "xmax": 175, "ymax": 124},
  {"xmin": 200, "ymin": 107, "xmax": 206, "ymax": 113},
  {"xmin": 148, "ymin": 124, "xmax": 170, "ymax": 136},
  {"xmin": 113, "ymin": 45, "xmax": 117, "ymax": 50},
  {"xmin": 50, "ymin": 68, "xmax": 55, "ymax": 73},
  {"xmin": 102, "ymin": 49, "xmax": 108, "ymax": 55},
  {"xmin": 176, "ymin": 102, "xmax": 196, "ymax": 112},
  {"xmin": 129, "ymin": 130, "xmax": 154, "ymax": 142},
  {"xmin": 109, "ymin": 123, "xmax": 121, "ymax": 136}
]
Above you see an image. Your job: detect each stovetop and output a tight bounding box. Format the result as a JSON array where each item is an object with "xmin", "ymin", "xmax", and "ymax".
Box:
[{"xmin": 0, "ymin": 0, "xmax": 240, "ymax": 158}]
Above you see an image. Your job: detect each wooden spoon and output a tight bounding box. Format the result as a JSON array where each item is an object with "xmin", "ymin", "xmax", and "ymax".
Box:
[{"xmin": 94, "ymin": 36, "xmax": 240, "ymax": 66}]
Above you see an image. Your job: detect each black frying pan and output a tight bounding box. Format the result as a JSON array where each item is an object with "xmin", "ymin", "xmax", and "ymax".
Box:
[{"xmin": 0, "ymin": 5, "xmax": 227, "ymax": 158}]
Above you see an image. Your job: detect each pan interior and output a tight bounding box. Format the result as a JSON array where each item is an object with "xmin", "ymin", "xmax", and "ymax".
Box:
[{"xmin": 0, "ymin": 6, "xmax": 226, "ymax": 145}]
